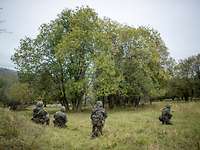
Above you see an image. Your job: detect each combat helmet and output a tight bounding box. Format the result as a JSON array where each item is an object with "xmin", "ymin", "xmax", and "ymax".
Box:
[
  {"xmin": 165, "ymin": 104, "xmax": 171, "ymax": 108},
  {"xmin": 60, "ymin": 106, "xmax": 66, "ymax": 112},
  {"xmin": 96, "ymin": 101, "xmax": 103, "ymax": 107},
  {"xmin": 36, "ymin": 101, "xmax": 44, "ymax": 107}
]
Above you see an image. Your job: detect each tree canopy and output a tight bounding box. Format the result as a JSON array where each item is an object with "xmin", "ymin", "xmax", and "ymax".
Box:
[{"xmin": 12, "ymin": 6, "xmax": 197, "ymax": 111}]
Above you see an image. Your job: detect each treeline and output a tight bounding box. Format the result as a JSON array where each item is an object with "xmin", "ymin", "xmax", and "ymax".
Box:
[
  {"xmin": 166, "ymin": 54, "xmax": 200, "ymax": 101},
  {"xmin": 9, "ymin": 7, "xmax": 199, "ymax": 111}
]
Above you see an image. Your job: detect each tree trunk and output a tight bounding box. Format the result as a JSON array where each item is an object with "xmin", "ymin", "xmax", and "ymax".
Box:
[
  {"xmin": 102, "ymin": 96, "xmax": 105, "ymax": 108},
  {"xmin": 115, "ymin": 95, "xmax": 121, "ymax": 107},
  {"xmin": 76, "ymin": 99, "xmax": 82, "ymax": 112},
  {"xmin": 61, "ymin": 84, "xmax": 69, "ymax": 110},
  {"xmin": 108, "ymin": 95, "xmax": 114, "ymax": 109},
  {"xmin": 59, "ymin": 63, "xmax": 69, "ymax": 111},
  {"xmin": 71, "ymin": 99, "xmax": 76, "ymax": 111}
]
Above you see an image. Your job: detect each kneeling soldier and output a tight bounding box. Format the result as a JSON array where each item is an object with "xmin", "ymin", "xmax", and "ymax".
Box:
[
  {"xmin": 31, "ymin": 101, "xmax": 50, "ymax": 125},
  {"xmin": 159, "ymin": 104, "xmax": 173, "ymax": 125},
  {"xmin": 53, "ymin": 106, "xmax": 67, "ymax": 128}
]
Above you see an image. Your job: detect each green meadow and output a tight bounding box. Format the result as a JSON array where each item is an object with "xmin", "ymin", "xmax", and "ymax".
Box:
[{"xmin": 1, "ymin": 101, "xmax": 200, "ymax": 150}]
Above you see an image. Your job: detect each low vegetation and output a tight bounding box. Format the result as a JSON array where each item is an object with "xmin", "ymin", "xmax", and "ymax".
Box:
[
  {"xmin": 1, "ymin": 101, "xmax": 200, "ymax": 150},
  {"xmin": 0, "ymin": 107, "xmax": 44, "ymax": 149}
]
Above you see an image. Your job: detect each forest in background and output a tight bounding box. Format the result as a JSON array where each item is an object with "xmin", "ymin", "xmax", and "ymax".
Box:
[{"xmin": 0, "ymin": 7, "xmax": 200, "ymax": 111}]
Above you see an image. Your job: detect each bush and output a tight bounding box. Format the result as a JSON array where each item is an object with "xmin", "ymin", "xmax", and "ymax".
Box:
[
  {"xmin": 5, "ymin": 82, "xmax": 34, "ymax": 110},
  {"xmin": 0, "ymin": 108, "xmax": 44, "ymax": 150}
]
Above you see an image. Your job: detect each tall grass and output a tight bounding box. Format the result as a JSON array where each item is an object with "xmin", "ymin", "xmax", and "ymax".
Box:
[
  {"xmin": 0, "ymin": 108, "xmax": 44, "ymax": 150},
  {"xmin": 1, "ymin": 102, "xmax": 200, "ymax": 150}
]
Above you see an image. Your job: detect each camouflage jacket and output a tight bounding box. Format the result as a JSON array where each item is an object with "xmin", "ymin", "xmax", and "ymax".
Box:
[
  {"xmin": 54, "ymin": 111, "xmax": 67, "ymax": 123},
  {"xmin": 91, "ymin": 107, "xmax": 107, "ymax": 126},
  {"xmin": 33, "ymin": 107, "xmax": 48, "ymax": 119},
  {"xmin": 162, "ymin": 107, "xmax": 171, "ymax": 116}
]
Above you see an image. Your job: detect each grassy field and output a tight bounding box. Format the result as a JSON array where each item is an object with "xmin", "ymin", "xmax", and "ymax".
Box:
[{"xmin": 1, "ymin": 101, "xmax": 200, "ymax": 150}]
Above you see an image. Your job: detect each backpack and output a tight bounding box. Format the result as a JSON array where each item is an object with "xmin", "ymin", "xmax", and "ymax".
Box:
[{"xmin": 91, "ymin": 109, "xmax": 104, "ymax": 126}]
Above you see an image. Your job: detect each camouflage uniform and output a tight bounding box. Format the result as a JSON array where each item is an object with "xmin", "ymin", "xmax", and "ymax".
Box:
[
  {"xmin": 90, "ymin": 101, "xmax": 107, "ymax": 138},
  {"xmin": 31, "ymin": 101, "xmax": 50, "ymax": 125},
  {"xmin": 159, "ymin": 104, "xmax": 173, "ymax": 125},
  {"xmin": 53, "ymin": 106, "xmax": 67, "ymax": 128}
]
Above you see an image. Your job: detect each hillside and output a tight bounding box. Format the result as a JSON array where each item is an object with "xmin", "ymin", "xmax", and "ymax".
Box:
[
  {"xmin": 0, "ymin": 67, "xmax": 17, "ymax": 78},
  {"xmin": 0, "ymin": 67, "xmax": 17, "ymax": 84}
]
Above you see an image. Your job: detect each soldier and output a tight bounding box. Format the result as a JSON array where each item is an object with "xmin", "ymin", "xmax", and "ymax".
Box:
[
  {"xmin": 159, "ymin": 104, "xmax": 173, "ymax": 125},
  {"xmin": 31, "ymin": 101, "xmax": 50, "ymax": 125},
  {"xmin": 53, "ymin": 106, "xmax": 67, "ymax": 128},
  {"xmin": 90, "ymin": 101, "xmax": 107, "ymax": 138}
]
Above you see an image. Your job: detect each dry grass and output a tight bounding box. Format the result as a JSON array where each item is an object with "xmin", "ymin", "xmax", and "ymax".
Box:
[{"xmin": 1, "ymin": 101, "xmax": 200, "ymax": 150}]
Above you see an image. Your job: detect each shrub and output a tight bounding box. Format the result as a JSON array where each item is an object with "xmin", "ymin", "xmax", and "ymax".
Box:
[{"xmin": 0, "ymin": 108, "xmax": 44, "ymax": 150}]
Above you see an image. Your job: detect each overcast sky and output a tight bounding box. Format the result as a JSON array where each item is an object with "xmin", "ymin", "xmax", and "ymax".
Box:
[{"xmin": 0, "ymin": 0, "xmax": 200, "ymax": 69}]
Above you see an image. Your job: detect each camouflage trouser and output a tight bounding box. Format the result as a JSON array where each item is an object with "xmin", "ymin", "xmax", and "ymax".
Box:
[
  {"xmin": 91, "ymin": 124, "xmax": 104, "ymax": 138},
  {"xmin": 31, "ymin": 117, "xmax": 50, "ymax": 125},
  {"xmin": 159, "ymin": 114, "xmax": 172, "ymax": 124},
  {"xmin": 53, "ymin": 119, "xmax": 66, "ymax": 128}
]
